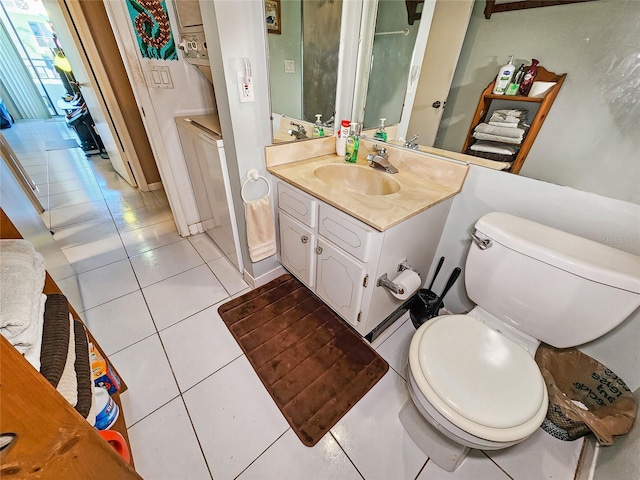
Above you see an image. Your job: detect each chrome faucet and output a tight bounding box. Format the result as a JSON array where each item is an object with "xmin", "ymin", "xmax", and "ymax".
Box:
[
  {"xmin": 367, "ymin": 144, "xmax": 398, "ymax": 174},
  {"xmin": 403, "ymin": 134, "xmax": 419, "ymax": 150},
  {"xmin": 288, "ymin": 121, "xmax": 308, "ymax": 140}
]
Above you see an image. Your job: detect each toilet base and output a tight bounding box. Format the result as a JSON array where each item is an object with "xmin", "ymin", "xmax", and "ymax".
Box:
[{"xmin": 399, "ymin": 400, "xmax": 470, "ymax": 472}]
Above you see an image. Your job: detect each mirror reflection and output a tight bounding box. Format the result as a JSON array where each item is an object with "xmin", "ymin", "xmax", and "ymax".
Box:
[
  {"xmin": 266, "ymin": 0, "xmax": 640, "ymax": 204},
  {"xmin": 267, "ymin": 0, "xmax": 341, "ymax": 143}
]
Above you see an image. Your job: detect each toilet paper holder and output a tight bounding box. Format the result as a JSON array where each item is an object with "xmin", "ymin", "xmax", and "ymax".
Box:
[{"xmin": 377, "ymin": 262, "xmax": 420, "ymax": 295}]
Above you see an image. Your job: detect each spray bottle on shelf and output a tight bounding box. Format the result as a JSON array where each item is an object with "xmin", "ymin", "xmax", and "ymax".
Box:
[
  {"xmin": 374, "ymin": 118, "xmax": 388, "ymax": 142},
  {"xmin": 345, "ymin": 122, "xmax": 359, "ymax": 163},
  {"xmin": 312, "ymin": 114, "xmax": 324, "ymax": 138},
  {"xmin": 492, "ymin": 55, "xmax": 516, "ymax": 95}
]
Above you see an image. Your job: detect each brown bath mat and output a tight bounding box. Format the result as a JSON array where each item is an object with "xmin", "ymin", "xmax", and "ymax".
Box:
[{"xmin": 218, "ymin": 274, "xmax": 389, "ymax": 446}]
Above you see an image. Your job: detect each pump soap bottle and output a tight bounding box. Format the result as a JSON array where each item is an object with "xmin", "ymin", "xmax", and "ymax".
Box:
[
  {"xmin": 519, "ymin": 59, "xmax": 539, "ymax": 96},
  {"xmin": 345, "ymin": 122, "xmax": 359, "ymax": 163},
  {"xmin": 506, "ymin": 64, "xmax": 525, "ymax": 96},
  {"xmin": 492, "ymin": 55, "xmax": 516, "ymax": 95},
  {"xmin": 312, "ymin": 114, "xmax": 324, "ymax": 138},
  {"xmin": 374, "ymin": 118, "xmax": 388, "ymax": 142}
]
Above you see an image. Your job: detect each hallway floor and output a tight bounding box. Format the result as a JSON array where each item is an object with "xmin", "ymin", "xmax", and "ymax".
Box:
[{"xmin": 4, "ymin": 119, "xmax": 585, "ymax": 480}]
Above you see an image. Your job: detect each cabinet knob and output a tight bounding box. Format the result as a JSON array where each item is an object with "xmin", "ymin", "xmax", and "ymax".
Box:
[
  {"xmin": 432, "ymin": 101, "xmax": 442, "ymax": 109},
  {"xmin": 315, "ymin": 246, "xmax": 323, "ymax": 255},
  {"xmin": 301, "ymin": 235, "xmax": 308, "ymax": 244}
]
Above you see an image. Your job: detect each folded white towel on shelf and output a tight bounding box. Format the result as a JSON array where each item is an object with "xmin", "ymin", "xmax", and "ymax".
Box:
[
  {"xmin": 488, "ymin": 120, "xmax": 522, "ymax": 128},
  {"xmin": 0, "ymin": 240, "xmax": 46, "ymax": 342},
  {"xmin": 470, "ymin": 141, "xmax": 519, "ymax": 155},
  {"xmin": 491, "ymin": 109, "xmax": 528, "ymax": 119},
  {"xmin": 473, "ymin": 132, "xmax": 523, "ymax": 145},
  {"xmin": 474, "ymin": 122, "xmax": 526, "ymax": 140},
  {"xmin": 245, "ymin": 195, "xmax": 277, "ymax": 263}
]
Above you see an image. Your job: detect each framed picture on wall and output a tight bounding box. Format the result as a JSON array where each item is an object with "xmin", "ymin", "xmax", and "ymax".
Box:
[{"xmin": 265, "ymin": 0, "xmax": 281, "ymax": 34}]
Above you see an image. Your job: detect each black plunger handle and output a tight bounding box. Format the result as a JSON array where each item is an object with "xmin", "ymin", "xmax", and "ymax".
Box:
[
  {"xmin": 428, "ymin": 256, "xmax": 445, "ymax": 291},
  {"xmin": 429, "ymin": 267, "xmax": 461, "ymax": 318}
]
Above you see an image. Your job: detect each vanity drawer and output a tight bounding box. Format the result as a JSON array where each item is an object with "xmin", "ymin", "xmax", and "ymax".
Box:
[
  {"xmin": 277, "ymin": 182, "xmax": 317, "ymax": 228},
  {"xmin": 318, "ymin": 204, "xmax": 374, "ymax": 263}
]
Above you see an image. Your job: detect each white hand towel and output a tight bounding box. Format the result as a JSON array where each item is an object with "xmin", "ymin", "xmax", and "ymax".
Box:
[
  {"xmin": 245, "ymin": 195, "xmax": 277, "ymax": 262},
  {"xmin": 470, "ymin": 141, "xmax": 519, "ymax": 155},
  {"xmin": 18, "ymin": 294, "xmax": 47, "ymax": 363},
  {"xmin": 473, "ymin": 132, "xmax": 523, "ymax": 145}
]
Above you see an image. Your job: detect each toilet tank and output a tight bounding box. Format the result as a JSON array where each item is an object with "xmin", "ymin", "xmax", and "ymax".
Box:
[{"xmin": 466, "ymin": 213, "xmax": 640, "ymax": 348}]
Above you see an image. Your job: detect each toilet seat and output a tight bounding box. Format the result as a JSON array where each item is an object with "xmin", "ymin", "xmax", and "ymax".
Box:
[{"xmin": 409, "ymin": 315, "xmax": 548, "ymax": 443}]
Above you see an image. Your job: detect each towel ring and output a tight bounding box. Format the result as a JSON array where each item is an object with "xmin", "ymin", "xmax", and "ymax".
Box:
[{"xmin": 241, "ymin": 169, "xmax": 271, "ymax": 203}]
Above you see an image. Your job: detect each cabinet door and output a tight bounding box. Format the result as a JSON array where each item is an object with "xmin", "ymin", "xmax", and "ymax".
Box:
[
  {"xmin": 279, "ymin": 211, "xmax": 315, "ymax": 288},
  {"xmin": 315, "ymin": 238, "xmax": 367, "ymax": 329}
]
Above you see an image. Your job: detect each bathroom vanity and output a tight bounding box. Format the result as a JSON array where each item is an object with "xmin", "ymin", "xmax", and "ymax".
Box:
[{"xmin": 267, "ymin": 139, "xmax": 468, "ymax": 339}]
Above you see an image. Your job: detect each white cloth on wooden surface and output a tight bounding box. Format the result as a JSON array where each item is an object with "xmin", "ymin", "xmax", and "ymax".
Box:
[{"xmin": 245, "ymin": 195, "xmax": 277, "ymax": 262}]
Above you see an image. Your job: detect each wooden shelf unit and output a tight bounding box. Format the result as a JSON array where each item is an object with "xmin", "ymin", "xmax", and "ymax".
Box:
[
  {"xmin": 462, "ymin": 66, "xmax": 566, "ymax": 174},
  {"xmin": 0, "ymin": 209, "xmax": 140, "ymax": 478}
]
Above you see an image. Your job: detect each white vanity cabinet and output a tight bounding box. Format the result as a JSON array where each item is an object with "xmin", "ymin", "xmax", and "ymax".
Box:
[{"xmin": 276, "ymin": 180, "xmax": 452, "ymax": 338}]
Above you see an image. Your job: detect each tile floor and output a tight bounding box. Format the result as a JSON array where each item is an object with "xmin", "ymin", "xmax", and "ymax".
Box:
[{"xmin": 5, "ymin": 119, "xmax": 585, "ymax": 479}]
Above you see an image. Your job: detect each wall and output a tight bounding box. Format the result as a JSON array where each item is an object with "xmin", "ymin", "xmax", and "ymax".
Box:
[
  {"xmin": 201, "ymin": 0, "xmax": 281, "ymax": 279},
  {"xmin": 103, "ymin": 0, "xmax": 216, "ymax": 235},
  {"xmin": 426, "ymin": 165, "xmax": 640, "ymax": 390},
  {"xmin": 267, "ymin": 0, "xmax": 302, "ymax": 119},
  {"xmin": 436, "ymin": 0, "xmax": 640, "ymax": 204}
]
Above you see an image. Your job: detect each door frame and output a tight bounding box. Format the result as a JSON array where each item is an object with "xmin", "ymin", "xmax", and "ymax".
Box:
[{"xmin": 43, "ymin": 0, "xmax": 146, "ymax": 190}]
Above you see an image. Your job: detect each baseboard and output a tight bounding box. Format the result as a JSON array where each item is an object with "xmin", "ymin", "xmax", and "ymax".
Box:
[
  {"xmin": 147, "ymin": 182, "xmax": 163, "ymax": 191},
  {"xmin": 187, "ymin": 222, "xmax": 205, "ymax": 235},
  {"xmin": 574, "ymin": 436, "xmax": 598, "ymax": 480},
  {"xmin": 243, "ymin": 265, "xmax": 287, "ymax": 288}
]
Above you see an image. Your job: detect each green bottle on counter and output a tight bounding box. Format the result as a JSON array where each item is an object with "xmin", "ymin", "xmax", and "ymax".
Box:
[{"xmin": 345, "ymin": 122, "xmax": 359, "ymax": 163}]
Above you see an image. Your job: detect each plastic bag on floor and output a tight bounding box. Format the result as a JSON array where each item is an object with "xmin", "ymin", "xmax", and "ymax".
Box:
[{"xmin": 535, "ymin": 344, "xmax": 637, "ymax": 445}]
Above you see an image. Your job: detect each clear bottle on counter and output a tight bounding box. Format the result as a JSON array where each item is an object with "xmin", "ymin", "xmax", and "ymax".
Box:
[
  {"xmin": 345, "ymin": 122, "xmax": 359, "ymax": 163},
  {"xmin": 492, "ymin": 55, "xmax": 516, "ymax": 95},
  {"xmin": 374, "ymin": 118, "xmax": 388, "ymax": 142},
  {"xmin": 312, "ymin": 114, "xmax": 324, "ymax": 138}
]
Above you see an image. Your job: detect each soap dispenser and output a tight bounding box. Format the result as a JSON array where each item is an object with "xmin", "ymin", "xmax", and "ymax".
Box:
[
  {"xmin": 312, "ymin": 114, "xmax": 324, "ymax": 138},
  {"xmin": 374, "ymin": 118, "xmax": 388, "ymax": 142},
  {"xmin": 345, "ymin": 122, "xmax": 359, "ymax": 163}
]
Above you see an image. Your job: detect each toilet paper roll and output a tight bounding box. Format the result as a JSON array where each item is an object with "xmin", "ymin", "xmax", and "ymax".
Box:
[
  {"xmin": 390, "ymin": 270, "xmax": 421, "ymax": 300},
  {"xmin": 528, "ymin": 81, "xmax": 556, "ymax": 98}
]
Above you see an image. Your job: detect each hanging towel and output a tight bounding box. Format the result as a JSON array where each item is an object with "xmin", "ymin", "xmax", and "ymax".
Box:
[{"xmin": 245, "ymin": 196, "xmax": 277, "ymax": 262}]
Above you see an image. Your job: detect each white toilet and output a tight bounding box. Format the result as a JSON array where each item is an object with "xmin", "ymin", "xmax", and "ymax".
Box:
[{"xmin": 400, "ymin": 212, "xmax": 640, "ymax": 472}]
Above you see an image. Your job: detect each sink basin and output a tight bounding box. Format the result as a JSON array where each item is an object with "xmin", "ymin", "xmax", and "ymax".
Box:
[{"xmin": 313, "ymin": 164, "xmax": 401, "ymax": 196}]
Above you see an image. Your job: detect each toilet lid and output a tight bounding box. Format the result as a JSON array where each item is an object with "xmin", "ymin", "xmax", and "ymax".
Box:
[{"xmin": 418, "ymin": 315, "xmax": 546, "ymax": 429}]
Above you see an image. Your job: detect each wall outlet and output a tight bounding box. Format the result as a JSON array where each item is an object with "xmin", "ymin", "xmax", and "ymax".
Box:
[
  {"xmin": 237, "ymin": 71, "xmax": 255, "ymax": 103},
  {"xmin": 284, "ymin": 59, "xmax": 295, "ymax": 74}
]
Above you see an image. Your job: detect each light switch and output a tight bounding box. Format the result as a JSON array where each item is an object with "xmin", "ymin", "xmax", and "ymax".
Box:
[
  {"xmin": 284, "ymin": 60, "xmax": 295, "ymax": 74},
  {"xmin": 148, "ymin": 65, "xmax": 174, "ymax": 89}
]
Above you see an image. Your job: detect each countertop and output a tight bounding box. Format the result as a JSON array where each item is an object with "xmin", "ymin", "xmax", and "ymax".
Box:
[{"xmin": 267, "ymin": 147, "xmax": 468, "ymax": 231}]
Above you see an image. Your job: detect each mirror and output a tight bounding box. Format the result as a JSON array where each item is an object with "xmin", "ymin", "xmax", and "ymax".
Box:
[
  {"xmin": 266, "ymin": 0, "xmax": 640, "ymax": 205},
  {"xmin": 266, "ymin": 0, "xmax": 342, "ymax": 143}
]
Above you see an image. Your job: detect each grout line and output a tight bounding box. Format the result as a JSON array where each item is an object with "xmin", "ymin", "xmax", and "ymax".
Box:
[
  {"xmin": 482, "ymin": 450, "xmax": 516, "ymax": 479},
  {"xmin": 413, "ymin": 459, "xmax": 429, "ymax": 480},
  {"xmin": 232, "ymin": 428, "xmax": 289, "ymax": 480},
  {"xmin": 179, "ymin": 353, "xmax": 245, "ymax": 396},
  {"xmin": 329, "ymin": 431, "xmax": 366, "ymax": 480}
]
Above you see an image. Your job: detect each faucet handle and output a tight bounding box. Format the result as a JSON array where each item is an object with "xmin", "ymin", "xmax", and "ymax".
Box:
[{"xmin": 372, "ymin": 144, "xmax": 387, "ymax": 155}]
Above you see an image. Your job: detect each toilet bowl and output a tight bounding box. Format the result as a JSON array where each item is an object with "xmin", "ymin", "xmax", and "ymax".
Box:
[{"xmin": 401, "ymin": 212, "xmax": 640, "ymax": 472}]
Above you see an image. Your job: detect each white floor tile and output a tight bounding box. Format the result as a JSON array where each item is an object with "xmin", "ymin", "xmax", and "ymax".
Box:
[
  {"xmin": 56, "ymin": 276, "xmax": 85, "ymax": 313},
  {"xmin": 189, "ymin": 233, "xmax": 225, "ymax": 262},
  {"xmin": 375, "ymin": 318, "xmax": 414, "ymax": 380},
  {"xmin": 128, "ymin": 398, "xmax": 211, "ymax": 480},
  {"xmin": 84, "ymin": 291, "xmax": 156, "ymax": 356},
  {"xmin": 50, "ymin": 200, "xmax": 109, "ymax": 229},
  {"xmin": 46, "ymin": 177, "xmax": 100, "ymax": 196},
  {"xmin": 160, "ymin": 202, "xmax": 173, "ymax": 219},
  {"xmin": 159, "ymin": 303, "xmax": 242, "ymax": 392},
  {"xmin": 130, "ymin": 240, "xmax": 203, "ymax": 288},
  {"xmin": 237, "ymin": 429, "xmax": 361, "ymax": 480},
  {"xmin": 330, "ymin": 371, "xmax": 427, "ymax": 480},
  {"xmin": 52, "ymin": 217, "xmax": 119, "ymax": 249},
  {"xmin": 152, "ymin": 188, "xmax": 168, "ymax": 203},
  {"xmin": 76, "ymin": 259, "xmax": 139, "ymax": 310},
  {"xmin": 103, "ymin": 189, "xmax": 159, "ymax": 214},
  {"xmin": 44, "ymin": 167, "xmax": 94, "ymax": 184},
  {"xmin": 119, "ymin": 219, "xmax": 182, "ymax": 257},
  {"xmin": 183, "ymin": 356, "xmax": 289, "ymax": 480},
  {"xmin": 48, "ymin": 187, "xmax": 104, "ymax": 210},
  {"xmin": 62, "ymin": 234, "xmax": 127, "ymax": 274},
  {"xmin": 484, "ymin": 428, "xmax": 583, "ymax": 480},
  {"xmin": 370, "ymin": 311, "xmax": 411, "ymax": 349},
  {"xmin": 111, "ymin": 203, "xmax": 171, "ymax": 233},
  {"xmin": 111, "ymin": 334, "xmax": 179, "ymax": 425},
  {"xmin": 142, "ymin": 264, "xmax": 229, "ymax": 331},
  {"xmin": 417, "ymin": 451, "xmax": 511, "ymax": 480},
  {"xmin": 207, "ymin": 257, "xmax": 249, "ymax": 295},
  {"xmin": 24, "ymin": 164, "xmax": 48, "ymax": 176}
]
